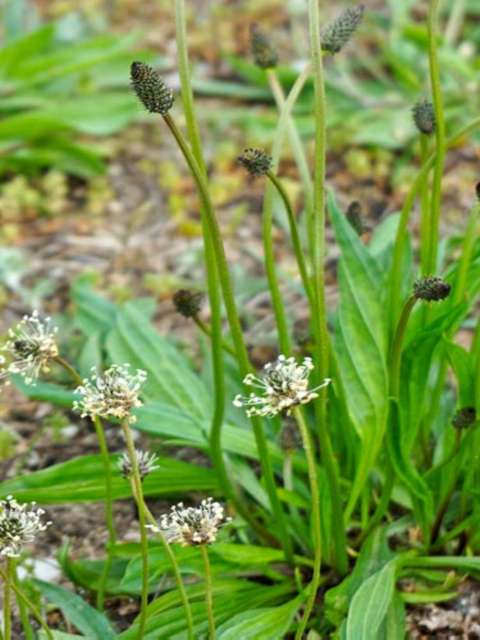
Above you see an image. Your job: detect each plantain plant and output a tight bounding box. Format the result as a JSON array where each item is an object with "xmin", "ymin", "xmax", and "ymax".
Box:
[{"xmin": 0, "ymin": 1, "xmax": 480, "ymax": 639}]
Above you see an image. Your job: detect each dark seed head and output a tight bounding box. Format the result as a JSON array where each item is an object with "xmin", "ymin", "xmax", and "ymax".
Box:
[
  {"xmin": 413, "ymin": 276, "xmax": 451, "ymax": 302},
  {"xmin": 452, "ymin": 407, "xmax": 476, "ymax": 430},
  {"xmin": 321, "ymin": 5, "xmax": 365, "ymax": 55},
  {"xmin": 173, "ymin": 289, "xmax": 204, "ymax": 318},
  {"xmin": 345, "ymin": 201, "xmax": 364, "ymax": 235},
  {"xmin": 250, "ymin": 24, "xmax": 278, "ymax": 69},
  {"xmin": 130, "ymin": 61, "xmax": 174, "ymax": 115},
  {"xmin": 475, "ymin": 182, "xmax": 480, "ymax": 202},
  {"xmin": 412, "ymin": 99, "xmax": 436, "ymax": 135},
  {"xmin": 237, "ymin": 148, "xmax": 272, "ymax": 176}
]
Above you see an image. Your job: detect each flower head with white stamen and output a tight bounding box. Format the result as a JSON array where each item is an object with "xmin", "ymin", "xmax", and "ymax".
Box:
[
  {"xmin": 0, "ymin": 311, "xmax": 58, "ymax": 385},
  {"xmin": 118, "ymin": 449, "xmax": 159, "ymax": 481},
  {"xmin": 150, "ymin": 498, "xmax": 229, "ymax": 546},
  {"xmin": 0, "ymin": 496, "xmax": 51, "ymax": 557},
  {"xmin": 73, "ymin": 364, "xmax": 147, "ymax": 424},
  {"xmin": 234, "ymin": 355, "xmax": 330, "ymax": 418}
]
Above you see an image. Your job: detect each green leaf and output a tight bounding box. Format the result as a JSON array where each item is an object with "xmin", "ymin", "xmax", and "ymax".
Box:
[
  {"xmin": 39, "ymin": 633, "xmax": 85, "ymax": 640},
  {"xmin": 328, "ymin": 190, "xmax": 388, "ymax": 513},
  {"xmin": 118, "ymin": 580, "xmax": 294, "ymax": 640},
  {"xmin": 380, "ymin": 593, "xmax": 406, "ymax": 640},
  {"xmin": 346, "ymin": 560, "xmax": 397, "ymax": 640},
  {"xmin": 444, "ymin": 339, "xmax": 475, "ymax": 406},
  {"xmin": 107, "ymin": 303, "xmax": 211, "ymax": 420},
  {"xmin": 34, "ymin": 580, "xmax": 116, "ymax": 640},
  {"xmin": 0, "ymin": 454, "xmax": 217, "ymax": 503},
  {"xmin": 12, "ymin": 378, "xmax": 75, "ymax": 407},
  {"xmin": 71, "ymin": 280, "xmax": 118, "ymax": 335},
  {"xmin": 325, "ymin": 528, "xmax": 394, "ymax": 626},
  {"xmin": 216, "ymin": 597, "xmax": 303, "ymax": 639}
]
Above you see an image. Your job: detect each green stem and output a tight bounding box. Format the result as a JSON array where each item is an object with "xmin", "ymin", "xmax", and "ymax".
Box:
[
  {"xmin": 452, "ymin": 198, "xmax": 480, "ymax": 305},
  {"xmin": 0, "ymin": 566, "xmax": 53, "ymax": 640},
  {"xmin": 389, "ymin": 295, "xmax": 418, "ymax": 397},
  {"xmin": 419, "ymin": 134, "xmax": 431, "ymax": 276},
  {"xmin": 308, "ymin": 0, "xmax": 348, "ymax": 576},
  {"xmin": 142, "ymin": 506, "xmax": 195, "ymax": 639},
  {"xmin": 426, "ymin": 0, "xmax": 447, "ymax": 276},
  {"xmin": 267, "ymin": 68, "xmax": 314, "ymax": 218},
  {"xmin": 121, "ymin": 421, "xmax": 149, "ymax": 640},
  {"xmin": 258, "ymin": 67, "xmax": 313, "ymax": 357},
  {"xmin": 173, "ymin": 0, "xmax": 278, "ymax": 547},
  {"xmin": 387, "ymin": 116, "xmax": 480, "ymax": 328},
  {"xmin": 192, "ymin": 316, "xmax": 236, "ymax": 358},
  {"xmin": 368, "ymin": 296, "xmax": 418, "ymax": 537},
  {"xmin": 55, "ymin": 356, "xmax": 118, "ymax": 609},
  {"xmin": 261, "ymin": 171, "xmax": 292, "ymax": 356},
  {"xmin": 162, "ymin": 112, "xmax": 293, "ymax": 562},
  {"xmin": 12, "ymin": 560, "xmax": 33, "ymax": 640},
  {"xmin": 200, "ymin": 545, "xmax": 215, "ymax": 640},
  {"xmin": 266, "ymin": 170, "xmax": 313, "ymax": 304},
  {"xmin": 93, "ymin": 416, "xmax": 117, "ymax": 609},
  {"xmin": 293, "ymin": 409, "xmax": 321, "ymax": 640},
  {"xmin": 3, "ymin": 559, "xmax": 12, "ymax": 640}
]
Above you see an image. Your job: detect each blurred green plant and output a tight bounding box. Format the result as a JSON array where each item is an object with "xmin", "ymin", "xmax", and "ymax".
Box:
[{"xmin": 0, "ymin": 3, "xmax": 153, "ymax": 178}]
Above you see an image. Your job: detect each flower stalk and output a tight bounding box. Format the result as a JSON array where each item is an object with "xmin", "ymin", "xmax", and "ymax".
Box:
[
  {"xmin": 173, "ymin": 0, "xmax": 281, "ymax": 549},
  {"xmin": 308, "ymin": 0, "xmax": 348, "ymax": 575},
  {"xmin": 292, "ymin": 408, "xmax": 322, "ymax": 640},
  {"xmin": 55, "ymin": 357, "xmax": 117, "ymax": 610},
  {"xmin": 200, "ymin": 544, "xmax": 215, "ymax": 640},
  {"xmin": 121, "ymin": 420, "xmax": 149, "ymax": 640}
]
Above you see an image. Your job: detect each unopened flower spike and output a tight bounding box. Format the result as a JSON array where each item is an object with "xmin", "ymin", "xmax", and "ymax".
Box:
[
  {"xmin": 234, "ymin": 354, "xmax": 331, "ymax": 418},
  {"xmin": 321, "ymin": 5, "xmax": 365, "ymax": 55},
  {"xmin": 73, "ymin": 364, "xmax": 147, "ymax": 424},
  {"xmin": 250, "ymin": 24, "xmax": 278, "ymax": 69},
  {"xmin": 413, "ymin": 276, "xmax": 451, "ymax": 302},
  {"xmin": 0, "ymin": 496, "xmax": 51, "ymax": 558},
  {"xmin": 452, "ymin": 407, "xmax": 476, "ymax": 430},
  {"xmin": 412, "ymin": 99, "xmax": 436, "ymax": 135},
  {"xmin": 345, "ymin": 201, "xmax": 364, "ymax": 235},
  {"xmin": 119, "ymin": 449, "xmax": 159, "ymax": 481},
  {"xmin": 149, "ymin": 498, "xmax": 230, "ymax": 546},
  {"xmin": 130, "ymin": 61, "xmax": 174, "ymax": 115},
  {"xmin": 0, "ymin": 311, "xmax": 58, "ymax": 385},
  {"xmin": 237, "ymin": 148, "xmax": 272, "ymax": 176},
  {"xmin": 173, "ymin": 289, "xmax": 204, "ymax": 318}
]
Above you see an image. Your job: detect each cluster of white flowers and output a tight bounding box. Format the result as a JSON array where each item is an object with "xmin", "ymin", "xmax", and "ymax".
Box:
[
  {"xmin": 73, "ymin": 364, "xmax": 147, "ymax": 423},
  {"xmin": 152, "ymin": 498, "xmax": 229, "ymax": 546},
  {"xmin": 118, "ymin": 449, "xmax": 159, "ymax": 481},
  {"xmin": 233, "ymin": 355, "xmax": 330, "ymax": 418},
  {"xmin": 0, "ymin": 496, "xmax": 51, "ymax": 558},
  {"xmin": 0, "ymin": 311, "xmax": 58, "ymax": 385}
]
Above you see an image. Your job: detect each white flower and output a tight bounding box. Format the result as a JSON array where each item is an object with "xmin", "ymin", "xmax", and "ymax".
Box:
[
  {"xmin": 118, "ymin": 449, "xmax": 159, "ymax": 480},
  {"xmin": 150, "ymin": 498, "xmax": 229, "ymax": 546},
  {"xmin": 73, "ymin": 364, "xmax": 147, "ymax": 424},
  {"xmin": 233, "ymin": 354, "xmax": 330, "ymax": 418},
  {"xmin": 0, "ymin": 311, "xmax": 58, "ymax": 385},
  {"xmin": 0, "ymin": 496, "xmax": 51, "ymax": 557}
]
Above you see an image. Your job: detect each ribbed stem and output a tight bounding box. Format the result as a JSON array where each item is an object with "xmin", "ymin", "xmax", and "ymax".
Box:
[
  {"xmin": 389, "ymin": 295, "xmax": 418, "ymax": 398},
  {"xmin": 192, "ymin": 316, "xmax": 236, "ymax": 358},
  {"xmin": 121, "ymin": 421, "xmax": 149, "ymax": 640},
  {"xmin": 12, "ymin": 559, "xmax": 33, "ymax": 640},
  {"xmin": 0, "ymin": 566, "xmax": 53, "ymax": 640},
  {"xmin": 173, "ymin": 0, "xmax": 277, "ymax": 546},
  {"xmin": 387, "ymin": 116, "xmax": 480, "ymax": 328},
  {"xmin": 200, "ymin": 545, "xmax": 215, "ymax": 640},
  {"xmin": 55, "ymin": 356, "xmax": 117, "ymax": 610},
  {"xmin": 308, "ymin": 0, "xmax": 348, "ymax": 575},
  {"xmin": 266, "ymin": 170, "xmax": 313, "ymax": 304},
  {"xmin": 293, "ymin": 408, "xmax": 321, "ymax": 640},
  {"xmin": 141, "ymin": 505, "xmax": 194, "ymax": 639},
  {"xmin": 419, "ymin": 135, "xmax": 432, "ymax": 276},
  {"xmin": 162, "ymin": 112, "xmax": 293, "ymax": 562},
  {"xmin": 426, "ymin": 0, "xmax": 447, "ymax": 275},
  {"xmin": 3, "ymin": 559, "xmax": 12, "ymax": 640}
]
